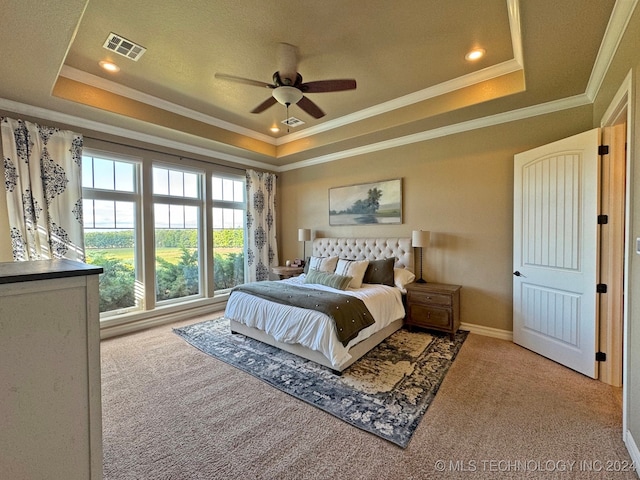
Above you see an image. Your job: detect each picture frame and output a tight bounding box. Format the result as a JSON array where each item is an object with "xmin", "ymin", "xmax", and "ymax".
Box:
[{"xmin": 329, "ymin": 178, "xmax": 402, "ymax": 226}]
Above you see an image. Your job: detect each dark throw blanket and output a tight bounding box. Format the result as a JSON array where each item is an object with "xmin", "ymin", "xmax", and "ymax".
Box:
[{"xmin": 232, "ymin": 281, "xmax": 375, "ymax": 346}]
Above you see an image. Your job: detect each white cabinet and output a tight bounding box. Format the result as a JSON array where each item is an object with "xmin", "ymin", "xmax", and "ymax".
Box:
[{"xmin": 0, "ymin": 260, "xmax": 103, "ymax": 480}]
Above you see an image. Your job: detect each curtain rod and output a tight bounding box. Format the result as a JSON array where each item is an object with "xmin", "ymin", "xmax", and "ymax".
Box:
[{"xmin": 84, "ymin": 135, "xmax": 248, "ymax": 174}]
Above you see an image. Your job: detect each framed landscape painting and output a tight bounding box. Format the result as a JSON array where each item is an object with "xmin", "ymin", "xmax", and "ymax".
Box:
[{"xmin": 329, "ymin": 178, "xmax": 402, "ymax": 225}]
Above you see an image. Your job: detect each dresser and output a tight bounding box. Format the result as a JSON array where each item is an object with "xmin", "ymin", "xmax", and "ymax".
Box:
[
  {"xmin": 405, "ymin": 282, "xmax": 461, "ymax": 340},
  {"xmin": 0, "ymin": 260, "xmax": 103, "ymax": 480}
]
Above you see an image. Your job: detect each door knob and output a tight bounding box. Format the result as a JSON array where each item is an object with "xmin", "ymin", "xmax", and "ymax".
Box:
[{"xmin": 513, "ymin": 271, "xmax": 526, "ymax": 277}]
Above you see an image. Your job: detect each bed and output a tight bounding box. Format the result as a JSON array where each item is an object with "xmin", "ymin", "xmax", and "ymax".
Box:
[{"xmin": 225, "ymin": 237, "xmax": 415, "ymax": 372}]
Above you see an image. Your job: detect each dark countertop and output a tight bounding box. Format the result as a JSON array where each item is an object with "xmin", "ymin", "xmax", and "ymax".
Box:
[{"xmin": 0, "ymin": 259, "xmax": 103, "ymax": 285}]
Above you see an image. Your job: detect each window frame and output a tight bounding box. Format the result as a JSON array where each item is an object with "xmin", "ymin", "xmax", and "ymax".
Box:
[
  {"xmin": 82, "ymin": 149, "xmax": 144, "ymax": 317},
  {"xmin": 152, "ymin": 163, "xmax": 206, "ymax": 305},
  {"xmin": 211, "ymin": 173, "xmax": 246, "ymax": 294}
]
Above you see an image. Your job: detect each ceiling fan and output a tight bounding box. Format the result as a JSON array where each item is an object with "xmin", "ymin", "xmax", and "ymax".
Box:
[{"xmin": 215, "ymin": 43, "xmax": 357, "ymax": 119}]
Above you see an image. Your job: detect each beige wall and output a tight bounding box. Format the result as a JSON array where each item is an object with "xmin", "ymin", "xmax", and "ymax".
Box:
[{"xmin": 279, "ymin": 106, "xmax": 593, "ymax": 332}]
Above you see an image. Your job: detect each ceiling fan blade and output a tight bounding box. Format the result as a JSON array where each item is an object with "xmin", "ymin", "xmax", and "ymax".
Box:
[
  {"xmin": 215, "ymin": 73, "xmax": 274, "ymax": 89},
  {"xmin": 277, "ymin": 43, "xmax": 298, "ymax": 84},
  {"xmin": 297, "ymin": 96, "xmax": 325, "ymax": 119},
  {"xmin": 301, "ymin": 79, "xmax": 357, "ymax": 93},
  {"xmin": 251, "ymin": 96, "xmax": 278, "ymax": 114}
]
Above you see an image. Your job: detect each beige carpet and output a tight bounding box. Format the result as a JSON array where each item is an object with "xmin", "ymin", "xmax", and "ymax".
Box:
[{"xmin": 101, "ymin": 314, "xmax": 636, "ymax": 479}]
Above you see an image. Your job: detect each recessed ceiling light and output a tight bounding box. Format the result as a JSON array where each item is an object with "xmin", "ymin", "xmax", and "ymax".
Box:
[
  {"xmin": 99, "ymin": 60, "xmax": 120, "ymax": 73},
  {"xmin": 465, "ymin": 48, "xmax": 486, "ymax": 61},
  {"xmin": 270, "ymin": 126, "xmax": 280, "ymax": 133}
]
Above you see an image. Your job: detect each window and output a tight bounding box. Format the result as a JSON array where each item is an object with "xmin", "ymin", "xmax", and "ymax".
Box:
[
  {"xmin": 153, "ymin": 166, "xmax": 202, "ymax": 302},
  {"xmin": 212, "ymin": 175, "xmax": 245, "ymax": 291},
  {"xmin": 82, "ymin": 153, "xmax": 142, "ymax": 314},
  {"xmin": 82, "ymin": 145, "xmax": 247, "ymax": 320}
]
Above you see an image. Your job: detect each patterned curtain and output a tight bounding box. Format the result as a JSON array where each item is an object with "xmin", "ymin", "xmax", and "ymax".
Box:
[
  {"xmin": 2, "ymin": 117, "xmax": 84, "ymax": 262},
  {"xmin": 245, "ymin": 169, "xmax": 278, "ymax": 282}
]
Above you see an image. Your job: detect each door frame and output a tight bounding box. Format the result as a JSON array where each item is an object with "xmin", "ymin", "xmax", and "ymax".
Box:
[
  {"xmin": 599, "ymin": 123, "xmax": 626, "ymax": 387},
  {"xmin": 600, "ymin": 69, "xmax": 632, "ymax": 442}
]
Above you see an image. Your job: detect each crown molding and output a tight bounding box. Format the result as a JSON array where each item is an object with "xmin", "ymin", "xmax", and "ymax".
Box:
[
  {"xmin": 0, "ymin": 93, "xmax": 592, "ymax": 174},
  {"xmin": 48, "ymin": 0, "xmax": 632, "ymax": 165},
  {"xmin": 57, "ymin": 0, "xmax": 526, "ymax": 150},
  {"xmin": 0, "ymin": 97, "xmax": 276, "ymax": 171},
  {"xmin": 60, "ymin": 58, "xmax": 524, "ymax": 151},
  {"xmin": 2, "ymin": 0, "xmax": 631, "ymax": 174},
  {"xmin": 279, "ymin": 0, "xmax": 523, "ymax": 145},
  {"xmin": 586, "ymin": 0, "xmax": 639, "ymax": 101},
  {"xmin": 507, "ymin": 0, "xmax": 524, "ymax": 68},
  {"xmin": 278, "ymin": 94, "xmax": 591, "ymax": 172},
  {"xmin": 276, "ymin": 59, "xmax": 523, "ymax": 145},
  {"xmin": 58, "ymin": 65, "xmax": 278, "ymax": 146}
]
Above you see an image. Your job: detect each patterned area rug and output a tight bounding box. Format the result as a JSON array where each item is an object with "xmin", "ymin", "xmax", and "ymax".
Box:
[{"xmin": 174, "ymin": 318, "xmax": 468, "ymax": 448}]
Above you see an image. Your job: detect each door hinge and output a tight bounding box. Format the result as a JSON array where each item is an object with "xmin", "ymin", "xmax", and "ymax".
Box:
[
  {"xmin": 598, "ymin": 145, "xmax": 609, "ymax": 155},
  {"xmin": 596, "ymin": 351, "xmax": 607, "ymax": 362},
  {"xmin": 598, "ymin": 214, "xmax": 609, "ymax": 225},
  {"xmin": 596, "ymin": 283, "xmax": 608, "ymax": 293}
]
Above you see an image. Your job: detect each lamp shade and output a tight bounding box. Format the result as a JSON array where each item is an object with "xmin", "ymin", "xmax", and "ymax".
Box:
[
  {"xmin": 298, "ymin": 228, "xmax": 311, "ymax": 242},
  {"xmin": 412, "ymin": 230, "xmax": 430, "ymax": 248}
]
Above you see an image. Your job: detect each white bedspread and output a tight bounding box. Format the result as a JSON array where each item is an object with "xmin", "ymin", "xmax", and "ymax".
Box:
[{"xmin": 223, "ymin": 274, "xmax": 406, "ymax": 369}]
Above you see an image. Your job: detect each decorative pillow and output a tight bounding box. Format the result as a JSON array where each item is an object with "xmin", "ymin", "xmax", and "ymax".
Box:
[
  {"xmin": 334, "ymin": 259, "xmax": 369, "ymax": 289},
  {"xmin": 305, "ymin": 269, "xmax": 352, "ymax": 291},
  {"xmin": 305, "ymin": 256, "xmax": 339, "ymax": 274},
  {"xmin": 394, "ymin": 268, "xmax": 416, "ymax": 292},
  {"xmin": 362, "ymin": 258, "xmax": 395, "ymax": 286}
]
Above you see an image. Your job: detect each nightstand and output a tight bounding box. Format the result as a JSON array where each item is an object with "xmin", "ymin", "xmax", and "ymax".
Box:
[
  {"xmin": 271, "ymin": 265, "xmax": 304, "ymax": 279},
  {"xmin": 405, "ymin": 282, "xmax": 461, "ymax": 340}
]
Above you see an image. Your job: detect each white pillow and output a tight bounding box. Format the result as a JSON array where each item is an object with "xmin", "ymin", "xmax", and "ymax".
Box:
[
  {"xmin": 394, "ymin": 268, "xmax": 416, "ymax": 292},
  {"xmin": 334, "ymin": 259, "xmax": 370, "ymax": 289},
  {"xmin": 308, "ymin": 256, "xmax": 339, "ymax": 273}
]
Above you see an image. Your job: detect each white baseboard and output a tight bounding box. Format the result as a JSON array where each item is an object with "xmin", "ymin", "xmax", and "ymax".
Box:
[
  {"xmin": 100, "ymin": 302, "xmax": 226, "ymax": 339},
  {"xmin": 101, "ymin": 306, "xmax": 514, "ymax": 343},
  {"xmin": 460, "ymin": 322, "xmax": 513, "ymax": 341},
  {"xmin": 624, "ymin": 429, "xmax": 640, "ymax": 477}
]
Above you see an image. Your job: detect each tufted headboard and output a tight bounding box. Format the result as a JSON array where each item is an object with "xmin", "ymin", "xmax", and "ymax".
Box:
[{"xmin": 311, "ymin": 237, "xmax": 414, "ymax": 273}]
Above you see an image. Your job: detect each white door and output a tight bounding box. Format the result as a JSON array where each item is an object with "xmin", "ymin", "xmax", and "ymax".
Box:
[{"xmin": 513, "ymin": 128, "xmax": 600, "ymax": 378}]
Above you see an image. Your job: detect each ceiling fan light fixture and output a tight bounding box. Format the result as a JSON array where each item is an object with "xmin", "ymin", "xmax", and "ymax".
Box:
[
  {"xmin": 272, "ymin": 86, "xmax": 303, "ymax": 106},
  {"xmin": 216, "ymin": 43, "xmax": 356, "ymax": 119}
]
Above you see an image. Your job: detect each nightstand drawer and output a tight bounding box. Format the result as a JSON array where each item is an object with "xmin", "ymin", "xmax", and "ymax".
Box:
[
  {"xmin": 404, "ymin": 282, "xmax": 461, "ymax": 340},
  {"xmin": 408, "ymin": 304, "xmax": 451, "ymax": 328},
  {"xmin": 407, "ymin": 290, "xmax": 452, "ymax": 307}
]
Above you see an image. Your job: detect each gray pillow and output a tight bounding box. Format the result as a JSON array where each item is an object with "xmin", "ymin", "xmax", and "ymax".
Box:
[
  {"xmin": 362, "ymin": 258, "xmax": 395, "ymax": 286},
  {"xmin": 305, "ymin": 269, "xmax": 353, "ymax": 290}
]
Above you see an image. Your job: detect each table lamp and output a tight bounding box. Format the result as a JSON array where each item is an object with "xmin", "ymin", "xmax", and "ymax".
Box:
[{"xmin": 411, "ymin": 230, "xmax": 430, "ymax": 283}]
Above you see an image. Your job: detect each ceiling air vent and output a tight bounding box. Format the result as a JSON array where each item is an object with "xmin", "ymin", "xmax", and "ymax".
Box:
[
  {"xmin": 281, "ymin": 117, "xmax": 305, "ymax": 128},
  {"xmin": 103, "ymin": 33, "xmax": 146, "ymax": 61}
]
